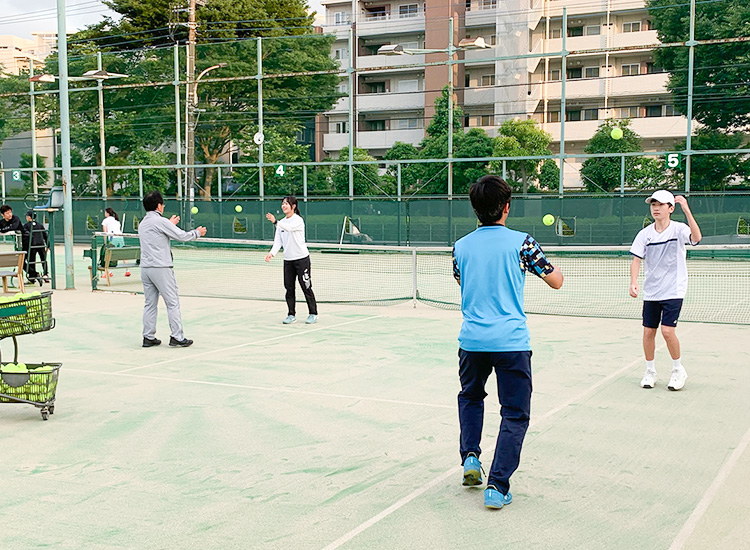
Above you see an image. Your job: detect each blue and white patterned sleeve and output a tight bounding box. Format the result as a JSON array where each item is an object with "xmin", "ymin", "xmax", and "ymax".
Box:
[
  {"xmin": 452, "ymin": 246, "xmax": 460, "ymax": 284},
  {"xmin": 520, "ymin": 235, "xmax": 554, "ymax": 279}
]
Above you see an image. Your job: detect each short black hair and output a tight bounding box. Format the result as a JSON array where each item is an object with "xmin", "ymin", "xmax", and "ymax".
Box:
[
  {"xmin": 143, "ymin": 190, "xmax": 164, "ymax": 212},
  {"xmin": 0, "ymin": 205, "xmax": 12, "ymax": 215},
  {"xmin": 469, "ymin": 175, "xmax": 512, "ymax": 225}
]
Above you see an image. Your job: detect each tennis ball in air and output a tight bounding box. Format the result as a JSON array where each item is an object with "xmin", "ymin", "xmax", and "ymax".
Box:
[
  {"xmin": 543, "ymin": 214, "xmax": 555, "ymax": 226},
  {"xmin": 235, "ymin": 205, "xmax": 243, "ymax": 213},
  {"xmin": 191, "ymin": 206, "xmax": 199, "ymax": 214},
  {"xmin": 610, "ymin": 127, "xmax": 624, "ymax": 140}
]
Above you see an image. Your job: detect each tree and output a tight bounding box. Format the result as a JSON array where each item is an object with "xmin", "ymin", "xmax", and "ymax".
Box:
[
  {"xmin": 489, "ymin": 119, "xmax": 553, "ymax": 193},
  {"xmin": 19, "ymin": 154, "xmax": 50, "ymax": 195},
  {"xmin": 384, "ymin": 141, "xmax": 420, "ymax": 194},
  {"xmin": 580, "ymin": 120, "xmax": 662, "ymax": 192},
  {"xmin": 648, "ymin": 0, "xmax": 750, "ymax": 130},
  {"xmin": 330, "ymin": 147, "xmax": 388, "ymax": 196},
  {"xmin": 666, "ymin": 129, "xmax": 750, "ymax": 191},
  {"xmin": 452, "ymin": 128, "xmax": 493, "ymax": 194},
  {"xmin": 538, "ymin": 159, "xmax": 560, "ymax": 191},
  {"xmin": 46, "ymin": 0, "xmax": 340, "ymax": 198}
]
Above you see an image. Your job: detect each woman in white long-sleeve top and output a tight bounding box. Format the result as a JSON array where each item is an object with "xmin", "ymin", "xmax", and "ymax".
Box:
[{"xmin": 265, "ymin": 196, "xmax": 318, "ymax": 325}]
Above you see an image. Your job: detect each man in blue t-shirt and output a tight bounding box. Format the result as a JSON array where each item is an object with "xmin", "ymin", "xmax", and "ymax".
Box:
[{"xmin": 452, "ymin": 175, "xmax": 563, "ymax": 509}]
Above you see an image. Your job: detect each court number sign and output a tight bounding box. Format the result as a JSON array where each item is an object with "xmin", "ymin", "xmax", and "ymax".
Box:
[
  {"xmin": 275, "ymin": 165, "xmax": 285, "ymax": 177},
  {"xmin": 666, "ymin": 153, "xmax": 681, "ymax": 169},
  {"xmin": 11, "ymin": 170, "xmax": 21, "ymax": 182}
]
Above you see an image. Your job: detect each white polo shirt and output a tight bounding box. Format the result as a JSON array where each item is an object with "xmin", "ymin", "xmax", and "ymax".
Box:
[
  {"xmin": 102, "ymin": 216, "xmax": 121, "ymax": 234},
  {"xmin": 630, "ymin": 221, "xmax": 698, "ymax": 301},
  {"xmin": 269, "ymin": 214, "xmax": 310, "ymax": 261}
]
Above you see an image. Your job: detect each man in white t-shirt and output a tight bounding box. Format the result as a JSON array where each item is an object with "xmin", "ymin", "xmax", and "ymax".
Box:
[{"xmin": 629, "ymin": 190, "xmax": 702, "ymax": 391}]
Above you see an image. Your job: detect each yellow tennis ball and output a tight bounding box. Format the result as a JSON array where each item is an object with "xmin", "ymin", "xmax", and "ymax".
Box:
[
  {"xmin": 543, "ymin": 214, "xmax": 555, "ymax": 226},
  {"xmin": 191, "ymin": 206, "xmax": 199, "ymax": 214},
  {"xmin": 610, "ymin": 127, "xmax": 623, "ymax": 140},
  {"xmin": 235, "ymin": 205, "xmax": 242, "ymax": 213}
]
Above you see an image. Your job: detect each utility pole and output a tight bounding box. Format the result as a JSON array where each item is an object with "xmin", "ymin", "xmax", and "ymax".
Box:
[{"xmin": 185, "ymin": 0, "xmax": 197, "ymax": 208}]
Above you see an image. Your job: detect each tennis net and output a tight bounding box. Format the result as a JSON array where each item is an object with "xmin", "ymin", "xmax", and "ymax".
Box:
[{"xmin": 86, "ymin": 235, "xmax": 750, "ymax": 325}]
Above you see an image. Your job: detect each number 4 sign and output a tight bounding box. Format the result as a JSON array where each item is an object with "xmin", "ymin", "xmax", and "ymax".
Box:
[{"xmin": 275, "ymin": 165, "xmax": 285, "ymax": 177}]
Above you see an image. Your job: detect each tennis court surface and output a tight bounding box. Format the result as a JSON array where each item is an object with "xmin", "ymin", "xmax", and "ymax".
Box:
[{"xmin": 2, "ymin": 253, "xmax": 749, "ymax": 550}]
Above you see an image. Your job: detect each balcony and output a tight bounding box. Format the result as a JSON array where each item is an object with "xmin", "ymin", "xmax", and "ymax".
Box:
[
  {"xmin": 357, "ymin": 14, "xmax": 425, "ymax": 37},
  {"xmin": 465, "ymin": 8, "xmax": 498, "ymax": 27},
  {"xmin": 464, "ymin": 87, "xmax": 496, "ymax": 106},
  {"xmin": 544, "ymin": 77, "xmax": 607, "ymax": 100},
  {"xmin": 357, "ymin": 92, "xmax": 425, "ymax": 112},
  {"xmin": 542, "ymin": 115, "xmax": 688, "ymax": 142},
  {"xmin": 547, "ymin": 34, "xmax": 606, "ymax": 55},
  {"xmin": 323, "ymin": 128, "xmax": 425, "ymax": 152},
  {"xmin": 611, "ymin": 30, "xmax": 659, "ymax": 50},
  {"xmin": 609, "ymin": 72, "xmax": 668, "ymax": 96},
  {"xmin": 357, "ymin": 53, "xmax": 426, "ymax": 71}
]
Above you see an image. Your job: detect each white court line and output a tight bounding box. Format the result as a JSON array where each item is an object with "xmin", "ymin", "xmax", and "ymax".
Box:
[
  {"xmin": 668, "ymin": 423, "xmax": 750, "ymax": 550},
  {"xmin": 115, "ymin": 315, "xmax": 383, "ymax": 374},
  {"xmin": 64, "ymin": 368, "xmax": 455, "ymax": 410},
  {"xmin": 321, "ymin": 466, "xmax": 461, "ymax": 550},
  {"xmin": 320, "ymin": 329, "xmax": 696, "ymax": 550}
]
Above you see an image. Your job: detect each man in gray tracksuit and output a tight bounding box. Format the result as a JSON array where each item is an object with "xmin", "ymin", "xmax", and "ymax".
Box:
[{"xmin": 139, "ymin": 191, "xmax": 206, "ymax": 348}]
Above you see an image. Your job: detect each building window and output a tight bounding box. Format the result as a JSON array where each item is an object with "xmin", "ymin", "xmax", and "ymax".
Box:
[
  {"xmin": 665, "ymin": 105, "xmax": 676, "ymax": 116},
  {"xmin": 566, "ymin": 67, "xmax": 583, "ymax": 79},
  {"xmin": 646, "ymin": 62, "xmax": 664, "ymax": 74},
  {"xmin": 585, "ymin": 25, "xmax": 601, "ymax": 35},
  {"xmin": 551, "ymin": 29, "xmax": 561, "ymax": 39},
  {"xmin": 480, "ymin": 0, "xmax": 497, "ymax": 10},
  {"xmin": 338, "ymin": 82, "xmax": 348, "ymax": 93},
  {"xmin": 619, "ymin": 106, "xmax": 639, "ymax": 118},
  {"xmin": 334, "ymin": 12, "xmax": 349, "ymax": 25},
  {"xmin": 334, "ymin": 121, "xmax": 349, "ymax": 133},
  {"xmin": 334, "ymin": 48, "xmax": 348, "ymax": 60},
  {"xmin": 623, "ymin": 21, "xmax": 641, "ymax": 33},
  {"xmin": 481, "ymin": 114, "xmax": 494, "ymax": 126},
  {"xmin": 365, "ymin": 81, "xmax": 386, "ymax": 93},
  {"xmin": 585, "ymin": 67, "xmax": 600, "ymax": 78},
  {"xmin": 550, "ymin": 69, "xmax": 561, "ymax": 80},
  {"xmin": 584, "ymin": 108, "xmax": 599, "ymax": 120},
  {"xmin": 621, "ymin": 63, "xmax": 640, "ymax": 76},
  {"xmin": 567, "ymin": 27, "xmax": 584, "ymax": 37},
  {"xmin": 645, "ymin": 105, "xmax": 662, "ymax": 118},
  {"xmin": 547, "ymin": 111, "xmax": 560, "ymax": 123},
  {"xmin": 399, "ymin": 4, "xmax": 419, "ymax": 17},
  {"xmin": 397, "ymin": 118, "xmax": 420, "ymax": 129},
  {"xmin": 398, "ymin": 79, "xmax": 419, "ymax": 92},
  {"xmin": 566, "ymin": 110, "xmax": 582, "ymax": 121},
  {"xmin": 366, "ymin": 6, "xmax": 387, "ymax": 20},
  {"xmin": 365, "ymin": 120, "xmax": 386, "ymax": 131},
  {"xmin": 465, "ymin": 74, "xmax": 471, "ymax": 87},
  {"xmin": 480, "ymin": 74, "xmax": 495, "ymax": 87}
]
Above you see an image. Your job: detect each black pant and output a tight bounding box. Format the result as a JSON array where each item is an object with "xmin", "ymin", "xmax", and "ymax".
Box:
[
  {"xmin": 284, "ymin": 256, "xmax": 317, "ymax": 316},
  {"xmin": 25, "ymin": 246, "xmax": 48, "ymax": 281}
]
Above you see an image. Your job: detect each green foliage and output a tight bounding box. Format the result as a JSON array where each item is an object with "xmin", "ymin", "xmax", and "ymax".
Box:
[
  {"xmin": 330, "ymin": 147, "xmax": 387, "ymax": 196},
  {"xmin": 423, "ymin": 86, "xmax": 463, "ymax": 139},
  {"xmin": 538, "ymin": 159, "xmax": 560, "ymax": 191},
  {"xmin": 41, "ymin": 0, "xmax": 339, "ymax": 198},
  {"xmin": 384, "ymin": 141, "xmax": 420, "ymax": 193},
  {"xmin": 113, "ymin": 150, "xmax": 174, "ymax": 196},
  {"xmin": 580, "ymin": 120, "xmax": 662, "ymax": 192},
  {"xmin": 18, "ymin": 154, "xmax": 50, "ymax": 194},
  {"xmin": 489, "ymin": 119, "xmax": 553, "ymax": 193},
  {"xmin": 666, "ymin": 129, "xmax": 750, "ymax": 191},
  {"xmin": 0, "ymin": 71, "xmax": 31, "ymax": 151},
  {"xmin": 648, "ymin": 0, "xmax": 750, "ymax": 130}
]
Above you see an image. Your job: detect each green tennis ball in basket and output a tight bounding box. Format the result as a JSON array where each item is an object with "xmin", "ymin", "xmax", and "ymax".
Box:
[
  {"xmin": 543, "ymin": 214, "xmax": 555, "ymax": 226},
  {"xmin": 191, "ymin": 206, "xmax": 199, "ymax": 214},
  {"xmin": 235, "ymin": 205, "xmax": 243, "ymax": 213}
]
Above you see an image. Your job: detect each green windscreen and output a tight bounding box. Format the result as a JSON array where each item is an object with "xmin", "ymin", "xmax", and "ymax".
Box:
[{"xmin": 87, "ymin": 235, "xmax": 750, "ymax": 325}]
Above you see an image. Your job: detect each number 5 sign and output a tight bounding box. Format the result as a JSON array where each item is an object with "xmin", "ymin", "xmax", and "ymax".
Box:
[{"xmin": 666, "ymin": 153, "xmax": 681, "ymax": 169}]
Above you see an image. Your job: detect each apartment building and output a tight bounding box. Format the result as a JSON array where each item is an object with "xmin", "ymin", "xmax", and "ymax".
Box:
[{"xmin": 319, "ymin": 0, "xmax": 689, "ymax": 187}]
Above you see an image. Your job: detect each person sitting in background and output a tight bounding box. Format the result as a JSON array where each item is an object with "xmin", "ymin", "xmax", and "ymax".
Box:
[{"xmin": 0, "ymin": 205, "xmax": 23, "ymax": 234}]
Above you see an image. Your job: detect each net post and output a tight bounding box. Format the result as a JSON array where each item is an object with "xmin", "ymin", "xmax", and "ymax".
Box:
[{"xmin": 412, "ymin": 247, "xmax": 417, "ymax": 308}]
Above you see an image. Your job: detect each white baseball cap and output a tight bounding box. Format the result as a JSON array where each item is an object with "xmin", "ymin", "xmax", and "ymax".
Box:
[{"xmin": 645, "ymin": 190, "xmax": 675, "ymax": 205}]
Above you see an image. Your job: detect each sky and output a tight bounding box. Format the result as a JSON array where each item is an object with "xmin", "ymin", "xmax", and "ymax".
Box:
[{"xmin": 0, "ymin": 0, "xmax": 325, "ymax": 41}]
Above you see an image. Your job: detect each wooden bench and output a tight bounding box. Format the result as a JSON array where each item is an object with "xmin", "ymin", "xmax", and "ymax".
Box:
[
  {"xmin": 0, "ymin": 251, "xmax": 26, "ymax": 293},
  {"xmin": 85, "ymin": 246, "xmax": 140, "ymax": 286}
]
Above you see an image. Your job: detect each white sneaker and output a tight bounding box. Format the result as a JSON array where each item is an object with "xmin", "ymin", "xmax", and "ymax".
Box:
[
  {"xmin": 640, "ymin": 369, "xmax": 657, "ymax": 389},
  {"xmin": 668, "ymin": 367, "xmax": 687, "ymax": 391}
]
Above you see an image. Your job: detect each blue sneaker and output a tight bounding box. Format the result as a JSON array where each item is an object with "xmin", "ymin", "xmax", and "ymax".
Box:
[
  {"xmin": 484, "ymin": 486, "xmax": 512, "ymax": 509},
  {"xmin": 462, "ymin": 454, "xmax": 482, "ymax": 486},
  {"xmin": 305, "ymin": 314, "xmax": 318, "ymax": 324},
  {"xmin": 283, "ymin": 315, "xmax": 296, "ymax": 324}
]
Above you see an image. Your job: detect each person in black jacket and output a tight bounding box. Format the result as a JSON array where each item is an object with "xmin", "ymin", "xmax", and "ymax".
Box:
[
  {"xmin": 0, "ymin": 205, "xmax": 23, "ymax": 234},
  {"xmin": 22, "ymin": 210, "xmax": 48, "ymax": 286}
]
